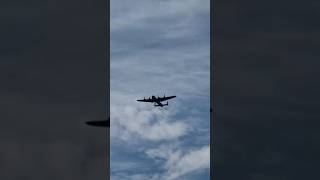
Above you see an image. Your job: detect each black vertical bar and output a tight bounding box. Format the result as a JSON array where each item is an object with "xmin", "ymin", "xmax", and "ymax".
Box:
[
  {"xmin": 0, "ymin": 0, "xmax": 109, "ymax": 179},
  {"xmin": 106, "ymin": 0, "xmax": 110, "ymax": 178}
]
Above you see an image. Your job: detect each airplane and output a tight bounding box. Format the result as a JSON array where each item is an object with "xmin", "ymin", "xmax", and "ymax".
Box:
[
  {"xmin": 137, "ymin": 94, "xmax": 176, "ymax": 107},
  {"xmin": 86, "ymin": 118, "xmax": 110, "ymax": 128}
]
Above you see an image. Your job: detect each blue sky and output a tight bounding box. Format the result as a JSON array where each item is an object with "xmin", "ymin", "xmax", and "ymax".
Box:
[{"xmin": 110, "ymin": 0, "xmax": 210, "ymax": 179}]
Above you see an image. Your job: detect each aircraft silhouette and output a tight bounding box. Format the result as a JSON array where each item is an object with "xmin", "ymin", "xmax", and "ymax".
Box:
[
  {"xmin": 137, "ymin": 94, "xmax": 176, "ymax": 107},
  {"xmin": 86, "ymin": 118, "xmax": 110, "ymax": 128}
]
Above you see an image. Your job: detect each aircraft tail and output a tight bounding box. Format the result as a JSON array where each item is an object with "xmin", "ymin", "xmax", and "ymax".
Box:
[{"xmin": 154, "ymin": 101, "xmax": 168, "ymax": 107}]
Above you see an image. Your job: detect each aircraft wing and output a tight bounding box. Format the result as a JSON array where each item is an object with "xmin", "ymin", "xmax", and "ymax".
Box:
[
  {"xmin": 157, "ymin": 95, "xmax": 176, "ymax": 101},
  {"xmin": 137, "ymin": 95, "xmax": 176, "ymax": 103},
  {"xmin": 137, "ymin": 99, "xmax": 155, "ymax": 102}
]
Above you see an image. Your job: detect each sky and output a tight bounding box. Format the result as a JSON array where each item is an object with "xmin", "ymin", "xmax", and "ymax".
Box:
[{"xmin": 110, "ymin": 0, "xmax": 210, "ymax": 180}]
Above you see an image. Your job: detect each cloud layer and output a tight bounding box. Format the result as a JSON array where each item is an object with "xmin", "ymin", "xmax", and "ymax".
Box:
[{"xmin": 110, "ymin": 0, "xmax": 210, "ymax": 179}]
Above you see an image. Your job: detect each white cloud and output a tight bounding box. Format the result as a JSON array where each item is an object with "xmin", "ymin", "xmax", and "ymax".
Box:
[
  {"xmin": 110, "ymin": 93, "xmax": 189, "ymax": 142},
  {"xmin": 111, "ymin": 144, "xmax": 210, "ymax": 180},
  {"xmin": 146, "ymin": 144, "xmax": 210, "ymax": 180}
]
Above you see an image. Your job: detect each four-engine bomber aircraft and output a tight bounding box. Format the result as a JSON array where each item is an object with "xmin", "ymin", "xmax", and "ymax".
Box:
[{"xmin": 137, "ymin": 94, "xmax": 176, "ymax": 107}]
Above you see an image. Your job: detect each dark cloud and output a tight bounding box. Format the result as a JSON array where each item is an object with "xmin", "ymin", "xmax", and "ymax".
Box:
[
  {"xmin": 0, "ymin": 0, "xmax": 109, "ymax": 179},
  {"xmin": 213, "ymin": 0, "xmax": 320, "ymax": 179}
]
